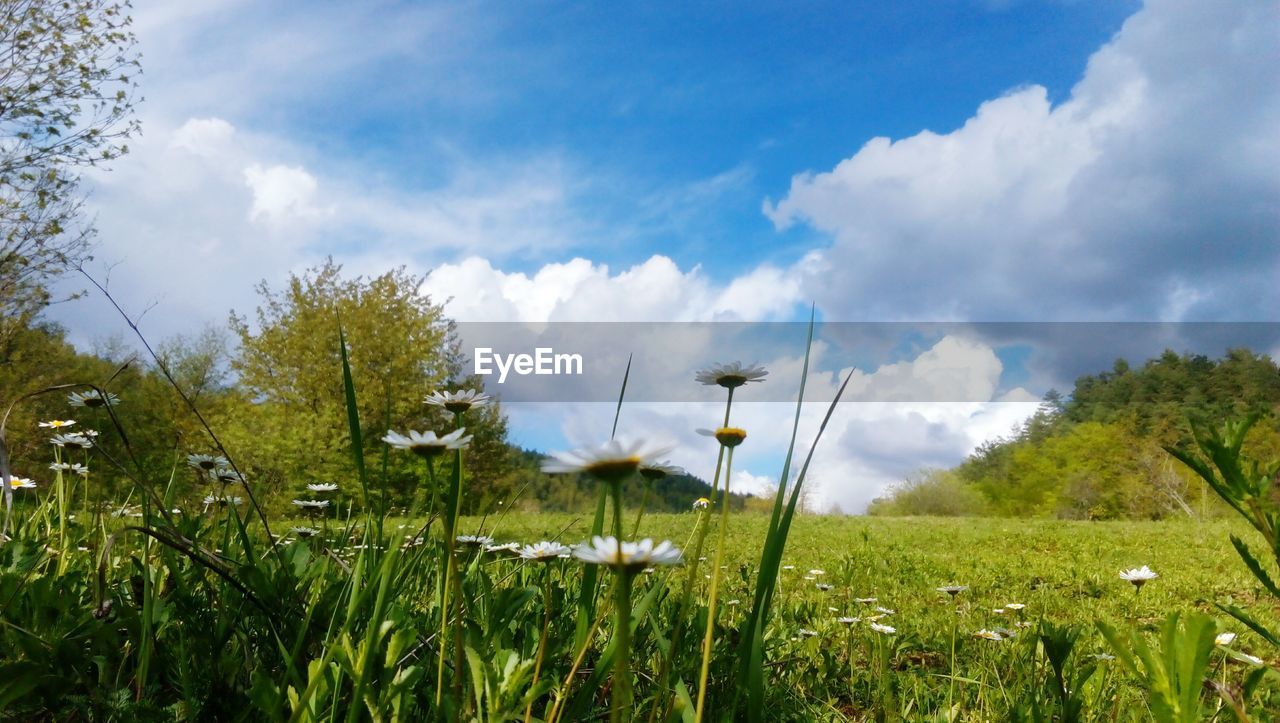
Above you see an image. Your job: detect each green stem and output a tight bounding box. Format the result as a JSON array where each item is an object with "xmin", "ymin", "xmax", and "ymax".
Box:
[
  {"xmin": 695, "ymin": 445, "xmax": 735, "ymax": 722},
  {"xmin": 612, "ymin": 570, "xmax": 635, "ymax": 723},
  {"xmin": 524, "ymin": 567, "xmax": 555, "ymax": 723}
]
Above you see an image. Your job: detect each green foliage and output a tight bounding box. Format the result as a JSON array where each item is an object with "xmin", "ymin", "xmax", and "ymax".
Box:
[
  {"xmin": 865, "ymin": 469, "xmax": 990, "ymax": 517},
  {"xmin": 1098, "ymin": 613, "xmax": 1218, "ymax": 723}
]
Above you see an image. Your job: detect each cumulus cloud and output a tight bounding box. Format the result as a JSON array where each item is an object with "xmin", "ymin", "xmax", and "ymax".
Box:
[{"xmin": 767, "ymin": 0, "xmax": 1280, "ymax": 322}]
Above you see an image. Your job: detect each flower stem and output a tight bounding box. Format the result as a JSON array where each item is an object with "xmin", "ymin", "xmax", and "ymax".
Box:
[
  {"xmin": 612, "ymin": 570, "xmax": 635, "ymax": 723},
  {"xmin": 524, "ymin": 567, "xmax": 555, "ymax": 723},
  {"xmin": 694, "ymin": 445, "xmax": 735, "ymax": 722}
]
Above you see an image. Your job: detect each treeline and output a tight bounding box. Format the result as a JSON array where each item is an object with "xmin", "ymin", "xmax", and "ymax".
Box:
[
  {"xmin": 2, "ymin": 260, "xmax": 727, "ymax": 517},
  {"xmin": 868, "ymin": 348, "xmax": 1280, "ymax": 519}
]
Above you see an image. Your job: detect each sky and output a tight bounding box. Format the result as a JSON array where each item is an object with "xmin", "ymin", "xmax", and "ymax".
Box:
[{"xmin": 49, "ymin": 0, "xmax": 1280, "ymax": 511}]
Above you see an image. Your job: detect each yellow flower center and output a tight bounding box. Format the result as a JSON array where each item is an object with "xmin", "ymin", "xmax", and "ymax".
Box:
[{"xmin": 714, "ymin": 427, "xmax": 748, "ymax": 448}]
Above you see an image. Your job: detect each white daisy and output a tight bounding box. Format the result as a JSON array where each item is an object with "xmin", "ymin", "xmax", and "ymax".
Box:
[
  {"xmin": 424, "ymin": 389, "xmax": 491, "ymax": 413},
  {"xmin": 696, "ymin": 427, "xmax": 748, "ymax": 448},
  {"xmin": 50, "ymin": 433, "xmax": 94, "ymax": 450},
  {"xmin": 213, "ymin": 468, "xmax": 245, "ymax": 485},
  {"xmin": 572, "ymin": 536, "xmax": 683, "ymax": 571},
  {"xmin": 38, "ymin": 419, "xmax": 76, "ymax": 429},
  {"xmin": 68, "ymin": 390, "xmax": 119, "ymax": 408},
  {"xmin": 1119, "ymin": 566, "xmax": 1158, "ymax": 589},
  {"xmin": 485, "ymin": 542, "xmax": 522, "ymax": 555},
  {"xmin": 203, "ymin": 495, "xmax": 243, "ymax": 506},
  {"xmin": 937, "ymin": 585, "xmax": 968, "ymax": 597},
  {"xmin": 541, "ymin": 439, "xmax": 672, "ymax": 481},
  {"xmin": 7, "ymin": 476, "xmax": 36, "ymax": 489},
  {"xmin": 306, "ymin": 483, "xmax": 339, "ymax": 493},
  {"xmin": 1215, "ymin": 632, "xmax": 1237, "ymax": 646},
  {"xmin": 639, "ymin": 461, "xmax": 685, "ymax": 480},
  {"xmin": 1005, "ymin": 603, "xmax": 1026, "ymax": 611},
  {"xmin": 456, "ymin": 535, "xmax": 495, "ymax": 547},
  {"xmin": 869, "ymin": 622, "xmax": 896, "ymax": 635},
  {"xmin": 292, "ymin": 499, "xmax": 330, "ymax": 509},
  {"xmin": 837, "ymin": 617, "xmax": 860, "ymax": 625},
  {"xmin": 694, "ymin": 362, "xmax": 769, "ymax": 389},
  {"xmin": 973, "ymin": 629, "xmax": 1004, "ymax": 641},
  {"xmin": 519, "ymin": 541, "xmax": 572, "ymax": 561},
  {"xmin": 291, "ymin": 527, "xmax": 320, "ymax": 538},
  {"xmin": 692, "ymin": 497, "xmax": 711, "ymax": 510},
  {"xmin": 187, "ymin": 453, "xmax": 228, "ymax": 471},
  {"xmin": 816, "ymin": 583, "xmax": 833, "ymax": 592},
  {"xmin": 382, "ymin": 428, "xmax": 473, "ymax": 458}
]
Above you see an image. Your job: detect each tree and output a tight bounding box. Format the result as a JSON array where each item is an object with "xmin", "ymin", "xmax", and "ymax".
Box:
[
  {"xmin": 223, "ymin": 259, "xmax": 509, "ymax": 508},
  {"xmin": 0, "ymin": 0, "xmax": 141, "ymax": 337}
]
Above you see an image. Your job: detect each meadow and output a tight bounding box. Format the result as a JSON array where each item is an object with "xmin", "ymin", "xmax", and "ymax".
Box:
[{"xmin": 3, "ymin": 350, "xmax": 1279, "ymax": 721}]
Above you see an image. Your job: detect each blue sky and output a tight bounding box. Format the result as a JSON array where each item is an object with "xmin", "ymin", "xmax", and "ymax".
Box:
[{"xmin": 54, "ymin": 0, "xmax": 1279, "ymax": 510}]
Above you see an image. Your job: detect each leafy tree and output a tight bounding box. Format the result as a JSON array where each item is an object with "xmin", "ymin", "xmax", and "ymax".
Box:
[
  {"xmin": 222, "ymin": 259, "xmax": 510, "ymax": 508},
  {"xmin": 0, "ymin": 0, "xmax": 142, "ymax": 339}
]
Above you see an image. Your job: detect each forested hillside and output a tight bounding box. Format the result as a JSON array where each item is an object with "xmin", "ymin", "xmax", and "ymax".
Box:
[{"xmin": 869, "ymin": 348, "xmax": 1280, "ymax": 519}]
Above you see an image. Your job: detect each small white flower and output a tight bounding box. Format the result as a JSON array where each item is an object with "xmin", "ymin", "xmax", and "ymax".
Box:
[
  {"xmin": 203, "ymin": 495, "xmax": 243, "ymax": 506},
  {"xmin": 485, "ymin": 542, "xmax": 522, "ymax": 555},
  {"xmin": 1119, "ymin": 566, "xmax": 1158, "ymax": 588},
  {"xmin": 541, "ymin": 439, "xmax": 672, "ymax": 481},
  {"xmin": 692, "ymin": 497, "xmax": 711, "ymax": 510},
  {"xmin": 869, "ymin": 622, "xmax": 896, "ymax": 635},
  {"xmin": 50, "ymin": 433, "xmax": 94, "ymax": 450},
  {"xmin": 973, "ymin": 629, "xmax": 1004, "ymax": 641},
  {"xmin": 782, "ymin": 565, "xmax": 795, "ymax": 571},
  {"xmin": 1005, "ymin": 603, "xmax": 1026, "ymax": 611},
  {"xmin": 456, "ymin": 535, "xmax": 495, "ymax": 547},
  {"xmin": 726, "ymin": 599, "xmax": 741, "ymax": 606},
  {"xmin": 694, "ymin": 362, "xmax": 768, "ymax": 389},
  {"xmin": 937, "ymin": 585, "xmax": 968, "ymax": 597},
  {"xmin": 639, "ymin": 461, "xmax": 685, "ymax": 480},
  {"xmin": 797, "ymin": 628, "xmax": 818, "ymax": 637},
  {"xmin": 519, "ymin": 541, "xmax": 572, "ymax": 561},
  {"xmin": 187, "ymin": 453, "xmax": 228, "ymax": 471},
  {"xmin": 68, "ymin": 390, "xmax": 119, "ymax": 408},
  {"xmin": 993, "ymin": 609, "xmax": 1006, "ymax": 614},
  {"xmin": 424, "ymin": 389, "xmax": 491, "ymax": 413},
  {"xmin": 815, "ymin": 583, "xmax": 833, "ymax": 592},
  {"xmin": 1215, "ymin": 632, "xmax": 1237, "ymax": 646},
  {"xmin": 292, "ymin": 499, "xmax": 330, "ymax": 509},
  {"xmin": 306, "ymin": 483, "xmax": 339, "ymax": 493},
  {"xmin": 213, "ymin": 468, "xmax": 245, "ymax": 485},
  {"xmin": 1094, "ymin": 653, "xmax": 1116, "ymax": 661},
  {"xmin": 875, "ymin": 607, "xmax": 895, "ymax": 615},
  {"xmin": 383, "ymin": 428, "xmax": 473, "ymax": 457},
  {"xmin": 808, "ymin": 569, "xmax": 826, "ymax": 576},
  {"xmin": 291, "ymin": 527, "xmax": 320, "ymax": 538},
  {"xmin": 572, "ymin": 536, "xmax": 683, "ymax": 571},
  {"xmin": 854, "ymin": 597, "xmax": 878, "ymax": 604},
  {"xmin": 7, "ymin": 476, "xmax": 36, "ymax": 489},
  {"xmin": 39, "ymin": 419, "xmax": 76, "ymax": 429},
  {"xmin": 837, "ymin": 616, "xmax": 860, "ymax": 625}
]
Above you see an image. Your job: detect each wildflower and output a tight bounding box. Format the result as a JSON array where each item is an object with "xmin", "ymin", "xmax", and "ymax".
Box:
[
  {"xmin": 541, "ymin": 439, "xmax": 671, "ymax": 482},
  {"xmin": 869, "ymin": 622, "xmax": 896, "ymax": 635},
  {"xmin": 973, "ymin": 629, "xmax": 1004, "ymax": 641},
  {"xmin": 50, "ymin": 433, "xmax": 94, "ymax": 450},
  {"xmin": 937, "ymin": 585, "xmax": 968, "ymax": 597},
  {"xmin": 7, "ymin": 476, "xmax": 36, "ymax": 489},
  {"xmin": 809, "ymin": 569, "xmax": 826, "ymax": 576},
  {"xmin": 837, "ymin": 616, "xmax": 860, "ymax": 625},
  {"xmin": 383, "ymin": 428, "xmax": 473, "ymax": 458},
  {"xmin": 424, "ymin": 389, "xmax": 491, "ymax": 413},
  {"xmin": 572, "ymin": 536, "xmax": 683, "ymax": 571},
  {"xmin": 854, "ymin": 597, "xmax": 878, "ymax": 604},
  {"xmin": 697, "ymin": 427, "xmax": 747, "ymax": 448},
  {"xmin": 797, "ymin": 628, "xmax": 818, "ymax": 638},
  {"xmin": 726, "ymin": 599, "xmax": 741, "ymax": 606},
  {"xmin": 782, "ymin": 565, "xmax": 795, "ymax": 571},
  {"xmin": 187, "ymin": 453, "xmax": 228, "ymax": 471},
  {"xmin": 875, "ymin": 607, "xmax": 895, "ymax": 615},
  {"xmin": 1015, "ymin": 621, "xmax": 1033, "ymax": 629},
  {"xmin": 291, "ymin": 527, "xmax": 320, "ymax": 538},
  {"xmin": 1215, "ymin": 632, "xmax": 1237, "ymax": 646},
  {"xmin": 485, "ymin": 542, "xmax": 522, "ymax": 556},
  {"xmin": 1005, "ymin": 603, "xmax": 1026, "ymax": 611},
  {"xmin": 214, "ymin": 468, "xmax": 245, "ymax": 485},
  {"xmin": 993, "ymin": 609, "xmax": 1006, "ymax": 614},
  {"xmin": 39, "ymin": 420, "xmax": 76, "ymax": 429},
  {"xmin": 695, "ymin": 362, "xmax": 768, "ymax": 389},
  {"xmin": 203, "ymin": 495, "xmax": 243, "ymax": 506},
  {"xmin": 1094, "ymin": 653, "xmax": 1115, "ymax": 661},
  {"xmin": 68, "ymin": 390, "xmax": 119, "ymax": 408},
  {"xmin": 692, "ymin": 497, "xmax": 711, "ymax": 510},
  {"xmin": 1119, "ymin": 566, "xmax": 1158, "ymax": 589},
  {"xmin": 306, "ymin": 483, "xmax": 339, "ymax": 493},
  {"xmin": 292, "ymin": 499, "xmax": 330, "ymax": 510},
  {"xmin": 639, "ymin": 461, "xmax": 685, "ymax": 480},
  {"xmin": 456, "ymin": 534, "xmax": 495, "ymax": 547},
  {"xmin": 816, "ymin": 583, "xmax": 833, "ymax": 592},
  {"xmin": 1237, "ymin": 653, "xmax": 1265, "ymax": 666},
  {"xmin": 519, "ymin": 541, "xmax": 572, "ymax": 561}
]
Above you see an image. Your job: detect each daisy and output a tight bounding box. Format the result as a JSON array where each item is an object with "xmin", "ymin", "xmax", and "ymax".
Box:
[
  {"xmin": 541, "ymin": 439, "xmax": 672, "ymax": 481},
  {"xmin": 485, "ymin": 542, "xmax": 522, "ymax": 556},
  {"xmin": 692, "ymin": 497, "xmax": 711, "ymax": 510},
  {"xmin": 937, "ymin": 585, "xmax": 968, "ymax": 597},
  {"xmin": 869, "ymin": 622, "xmax": 896, "ymax": 635},
  {"xmin": 306, "ymin": 483, "xmax": 339, "ymax": 493},
  {"xmin": 572, "ymin": 536, "xmax": 683, "ymax": 571},
  {"xmin": 424, "ymin": 389, "xmax": 491, "ymax": 413},
  {"xmin": 694, "ymin": 362, "xmax": 768, "ymax": 389},
  {"xmin": 1215, "ymin": 632, "xmax": 1237, "ymax": 646},
  {"xmin": 214, "ymin": 468, "xmax": 245, "ymax": 485},
  {"xmin": 639, "ymin": 461, "xmax": 685, "ymax": 480},
  {"xmin": 187, "ymin": 453, "xmax": 228, "ymax": 471},
  {"xmin": 782, "ymin": 565, "xmax": 795, "ymax": 571},
  {"xmin": 383, "ymin": 428, "xmax": 473, "ymax": 458},
  {"xmin": 68, "ymin": 390, "xmax": 119, "ymax": 408},
  {"xmin": 875, "ymin": 607, "xmax": 895, "ymax": 615},
  {"xmin": 973, "ymin": 629, "xmax": 1004, "ymax": 641},
  {"xmin": 854, "ymin": 597, "xmax": 878, "ymax": 604},
  {"xmin": 697, "ymin": 427, "xmax": 747, "ymax": 448},
  {"xmin": 203, "ymin": 495, "xmax": 243, "ymax": 506},
  {"xmin": 1094, "ymin": 653, "xmax": 1115, "ymax": 661},
  {"xmin": 1005, "ymin": 603, "xmax": 1026, "ymax": 611},
  {"xmin": 39, "ymin": 419, "xmax": 76, "ymax": 429},
  {"xmin": 1119, "ymin": 566, "xmax": 1158, "ymax": 589},
  {"xmin": 816, "ymin": 583, "xmax": 833, "ymax": 592},
  {"xmin": 809, "ymin": 569, "xmax": 826, "ymax": 576},
  {"xmin": 7, "ymin": 476, "xmax": 36, "ymax": 489},
  {"xmin": 291, "ymin": 527, "xmax": 320, "ymax": 538},
  {"xmin": 456, "ymin": 534, "xmax": 495, "ymax": 547},
  {"xmin": 292, "ymin": 499, "xmax": 330, "ymax": 510},
  {"xmin": 519, "ymin": 541, "xmax": 572, "ymax": 561},
  {"xmin": 50, "ymin": 433, "xmax": 94, "ymax": 450},
  {"xmin": 797, "ymin": 628, "xmax": 818, "ymax": 638},
  {"xmin": 837, "ymin": 617, "xmax": 860, "ymax": 625}
]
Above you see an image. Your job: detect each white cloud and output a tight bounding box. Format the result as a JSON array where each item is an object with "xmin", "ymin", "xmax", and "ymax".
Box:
[
  {"xmin": 243, "ymin": 164, "xmax": 324, "ymax": 223},
  {"xmin": 767, "ymin": 0, "xmax": 1280, "ymax": 322}
]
